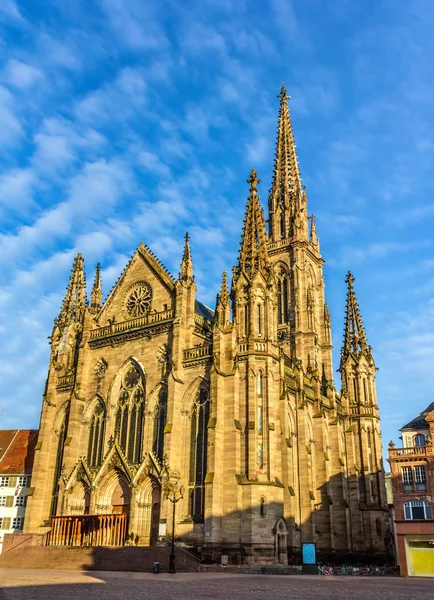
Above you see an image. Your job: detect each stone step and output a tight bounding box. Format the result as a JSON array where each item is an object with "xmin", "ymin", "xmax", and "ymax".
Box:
[
  {"xmin": 240, "ymin": 565, "xmax": 303, "ymax": 575},
  {"xmin": 0, "ymin": 545, "xmax": 200, "ymax": 572}
]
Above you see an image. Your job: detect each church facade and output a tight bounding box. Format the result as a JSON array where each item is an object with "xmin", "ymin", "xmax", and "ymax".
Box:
[{"xmin": 25, "ymin": 86, "xmax": 390, "ymax": 563}]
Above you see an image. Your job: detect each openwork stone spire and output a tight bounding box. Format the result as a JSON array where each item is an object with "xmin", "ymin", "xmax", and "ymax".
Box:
[
  {"xmin": 236, "ymin": 169, "xmax": 270, "ymax": 278},
  {"xmin": 180, "ymin": 232, "xmax": 194, "ymax": 282},
  {"xmin": 56, "ymin": 253, "xmax": 87, "ymax": 329},
  {"xmin": 91, "ymin": 263, "xmax": 103, "ymax": 310},
  {"xmin": 341, "ymin": 272, "xmax": 370, "ymax": 362},
  {"xmin": 269, "ymin": 84, "xmax": 303, "ymax": 209},
  {"xmin": 219, "ymin": 271, "xmax": 230, "ymax": 306}
]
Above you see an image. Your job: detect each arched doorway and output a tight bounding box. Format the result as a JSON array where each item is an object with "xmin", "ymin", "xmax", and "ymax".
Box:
[
  {"xmin": 111, "ymin": 479, "xmax": 131, "ymax": 514},
  {"xmin": 274, "ymin": 517, "xmax": 289, "ymax": 565},
  {"xmin": 150, "ymin": 485, "xmax": 161, "ymax": 545}
]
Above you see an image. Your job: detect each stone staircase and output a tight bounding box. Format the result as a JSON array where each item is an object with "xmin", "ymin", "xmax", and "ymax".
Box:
[
  {"xmin": 240, "ymin": 564, "xmax": 303, "ymax": 575},
  {"xmin": 0, "ymin": 545, "xmax": 200, "ymax": 573}
]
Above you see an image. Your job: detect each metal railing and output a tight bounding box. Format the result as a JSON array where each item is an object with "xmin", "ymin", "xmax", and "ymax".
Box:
[{"xmin": 48, "ymin": 514, "xmax": 129, "ymax": 547}]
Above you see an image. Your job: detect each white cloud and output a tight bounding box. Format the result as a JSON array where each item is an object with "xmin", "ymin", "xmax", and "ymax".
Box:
[
  {"xmin": 139, "ymin": 151, "xmax": 170, "ymax": 177},
  {"xmin": 101, "ymin": 0, "xmax": 168, "ymax": 50},
  {"xmin": 0, "ymin": 85, "xmax": 23, "ymax": 148},
  {"xmin": 3, "ymin": 59, "xmax": 43, "ymax": 89},
  {"xmin": 0, "ymin": 0, "xmax": 24, "ymax": 22}
]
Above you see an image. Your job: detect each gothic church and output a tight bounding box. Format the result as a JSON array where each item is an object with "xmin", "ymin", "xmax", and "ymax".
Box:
[{"xmin": 25, "ymin": 86, "xmax": 390, "ymax": 563}]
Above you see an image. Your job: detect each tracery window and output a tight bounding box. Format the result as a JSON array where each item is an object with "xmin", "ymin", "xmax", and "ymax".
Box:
[
  {"xmin": 189, "ymin": 387, "xmax": 210, "ymax": 523},
  {"xmin": 277, "ymin": 269, "xmax": 289, "ymax": 325},
  {"xmin": 115, "ymin": 365, "xmax": 145, "ymax": 464},
  {"xmin": 87, "ymin": 401, "xmax": 106, "ymax": 467},
  {"xmin": 153, "ymin": 387, "xmax": 167, "ymax": 461}
]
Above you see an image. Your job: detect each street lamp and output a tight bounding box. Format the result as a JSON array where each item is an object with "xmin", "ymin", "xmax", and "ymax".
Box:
[{"xmin": 164, "ymin": 479, "xmax": 185, "ymax": 574}]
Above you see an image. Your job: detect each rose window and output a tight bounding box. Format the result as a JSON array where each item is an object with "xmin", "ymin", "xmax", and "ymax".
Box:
[{"xmin": 124, "ymin": 282, "xmax": 152, "ymax": 318}]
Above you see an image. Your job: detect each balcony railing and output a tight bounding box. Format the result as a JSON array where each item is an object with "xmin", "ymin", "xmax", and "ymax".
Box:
[
  {"xmin": 389, "ymin": 446, "xmax": 434, "ymax": 458},
  {"xmin": 89, "ymin": 309, "xmax": 174, "ymax": 341},
  {"xmin": 57, "ymin": 373, "xmax": 75, "ymax": 389},
  {"xmin": 48, "ymin": 514, "xmax": 129, "ymax": 547},
  {"xmin": 183, "ymin": 345, "xmax": 213, "ymax": 361}
]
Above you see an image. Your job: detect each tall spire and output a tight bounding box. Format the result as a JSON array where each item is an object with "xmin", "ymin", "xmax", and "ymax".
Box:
[
  {"xmin": 236, "ymin": 169, "xmax": 270, "ymax": 278},
  {"xmin": 56, "ymin": 253, "xmax": 87, "ymax": 329},
  {"xmin": 341, "ymin": 272, "xmax": 370, "ymax": 364},
  {"xmin": 180, "ymin": 232, "xmax": 194, "ymax": 282},
  {"xmin": 268, "ymin": 84, "xmax": 309, "ymax": 242},
  {"xmin": 269, "ymin": 85, "xmax": 303, "ymax": 205},
  {"xmin": 91, "ymin": 263, "xmax": 103, "ymax": 310}
]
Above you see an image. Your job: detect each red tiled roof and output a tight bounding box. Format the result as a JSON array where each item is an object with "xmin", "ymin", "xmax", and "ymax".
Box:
[
  {"xmin": 0, "ymin": 430, "xmax": 39, "ymax": 475},
  {"xmin": 0, "ymin": 430, "xmax": 17, "ymax": 462}
]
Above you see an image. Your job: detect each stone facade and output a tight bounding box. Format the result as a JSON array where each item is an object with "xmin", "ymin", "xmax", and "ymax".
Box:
[{"xmin": 24, "ymin": 86, "xmax": 390, "ymax": 564}]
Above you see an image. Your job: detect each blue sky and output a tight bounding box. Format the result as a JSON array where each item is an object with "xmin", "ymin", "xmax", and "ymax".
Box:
[{"xmin": 1, "ymin": 0, "xmax": 434, "ymax": 458}]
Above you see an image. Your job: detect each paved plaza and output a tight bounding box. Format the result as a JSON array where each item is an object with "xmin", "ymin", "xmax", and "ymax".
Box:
[{"xmin": 0, "ymin": 569, "xmax": 433, "ymax": 600}]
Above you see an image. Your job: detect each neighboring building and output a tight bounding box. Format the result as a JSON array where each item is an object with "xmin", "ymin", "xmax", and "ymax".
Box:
[
  {"xmin": 24, "ymin": 86, "xmax": 390, "ymax": 564},
  {"xmin": 0, "ymin": 430, "xmax": 38, "ymax": 553},
  {"xmin": 388, "ymin": 404, "xmax": 434, "ymax": 576}
]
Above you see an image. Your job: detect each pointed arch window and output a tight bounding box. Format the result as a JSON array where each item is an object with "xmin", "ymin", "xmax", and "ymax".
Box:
[
  {"xmin": 277, "ymin": 269, "xmax": 289, "ymax": 325},
  {"xmin": 153, "ymin": 387, "xmax": 167, "ymax": 461},
  {"xmin": 51, "ymin": 406, "xmax": 70, "ymax": 517},
  {"xmin": 189, "ymin": 387, "xmax": 210, "ymax": 523},
  {"xmin": 280, "ymin": 213, "xmax": 286, "ymax": 238},
  {"xmin": 115, "ymin": 365, "xmax": 145, "ymax": 464},
  {"xmin": 87, "ymin": 401, "xmax": 106, "ymax": 467}
]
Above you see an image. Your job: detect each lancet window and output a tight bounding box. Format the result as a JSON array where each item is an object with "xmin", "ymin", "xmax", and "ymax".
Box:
[
  {"xmin": 51, "ymin": 406, "xmax": 70, "ymax": 516},
  {"xmin": 87, "ymin": 400, "xmax": 106, "ymax": 467},
  {"xmin": 114, "ymin": 365, "xmax": 145, "ymax": 464},
  {"xmin": 189, "ymin": 387, "xmax": 210, "ymax": 523},
  {"xmin": 153, "ymin": 387, "xmax": 167, "ymax": 461},
  {"xmin": 277, "ymin": 269, "xmax": 289, "ymax": 325}
]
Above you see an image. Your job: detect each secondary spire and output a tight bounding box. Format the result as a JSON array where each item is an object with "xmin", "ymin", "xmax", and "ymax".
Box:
[
  {"xmin": 341, "ymin": 272, "xmax": 370, "ymax": 363},
  {"xmin": 91, "ymin": 263, "xmax": 103, "ymax": 310},
  {"xmin": 179, "ymin": 232, "xmax": 194, "ymax": 282},
  {"xmin": 56, "ymin": 253, "xmax": 87, "ymax": 329},
  {"xmin": 236, "ymin": 169, "xmax": 270, "ymax": 278}
]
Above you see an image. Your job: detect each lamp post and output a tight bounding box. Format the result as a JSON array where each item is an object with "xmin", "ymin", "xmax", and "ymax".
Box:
[{"xmin": 164, "ymin": 479, "xmax": 184, "ymax": 574}]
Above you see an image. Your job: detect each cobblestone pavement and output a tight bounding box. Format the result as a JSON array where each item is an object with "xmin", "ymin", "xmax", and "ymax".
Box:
[{"xmin": 0, "ymin": 569, "xmax": 433, "ymax": 600}]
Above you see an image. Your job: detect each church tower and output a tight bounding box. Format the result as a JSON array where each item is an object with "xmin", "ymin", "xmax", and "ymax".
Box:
[
  {"xmin": 338, "ymin": 272, "xmax": 387, "ymax": 552},
  {"xmin": 267, "ymin": 85, "xmax": 333, "ymax": 389}
]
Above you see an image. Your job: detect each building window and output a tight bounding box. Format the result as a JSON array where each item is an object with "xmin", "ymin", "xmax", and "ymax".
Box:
[
  {"xmin": 114, "ymin": 365, "xmax": 145, "ymax": 464},
  {"xmin": 0, "ymin": 497, "xmax": 6, "ymax": 507},
  {"xmin": 0, "ymin": 517, "xmax": 11, "ymax": 530},
  {"xmin": 277, "ymin": 270, "xmax": 289, "ymax": 325},
  {"xmin": 153, "ymin": 388, "xmax": 167, "ymax": 461},
  {"xmin": 0, "ymin": 477, "xmax": 9, "ymax": 487},
  {"xmin": 18, "ymin": 477, "xmax": 28, "ymax": 487},
  {"xmin": 414, "ymin": 466, "xmax": 427, "ymax": 491},
  {"xmin": 189, "ymin": 387, "xmax": 210, "ymax": 523},
  {"xmin": 257, "ymin": 371, "xmax": 263, "ymax": 396},
  {"xmin": 258, "ymin": 405, "xmax": 263, "ymax": 435},
  {"xmin": 414, "ymin": 434, "xmax": 425, "ymax": 447},
  {"xmin": 15, "ymin": 496, "xmax": 26, "ymax": 507},
  {"xmin": 257, "ymin": 304, "xmax": 262, "ymax": 336},
  {"xmin": 260, "ymin": 496, "xmax": 266, "ymax": 517},
  {"xmin": 87, "ymin": 401, "xmax": 106, "ymax": 468},
  {"xmin": 280, "ymin": 213, "xmax": 286, "ymax": 238},
  {"xmin": 402, "ymin": 466, "xmax": 413, "ymax": 492},
  {"xmin": 258, "ymin": 443, "xmax": 264, "ymax": 468},
  {"xmin": 404, "ymin": 500, "xmax": 432, "ymax": 520},
  {"xmin": 11, "ymin": 517, "xmax": 24, "ymax": 530}
]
